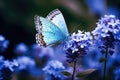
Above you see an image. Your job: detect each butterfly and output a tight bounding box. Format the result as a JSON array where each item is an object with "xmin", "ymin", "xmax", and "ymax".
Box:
[{"xmin": 34, "ymin": 9, "xmax": 69, "ymax": 47}]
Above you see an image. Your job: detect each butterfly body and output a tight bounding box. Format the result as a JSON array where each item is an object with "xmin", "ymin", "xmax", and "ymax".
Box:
[{"xmin": 35, "ymin": 9, "xmax": 69, "ymax": 47}]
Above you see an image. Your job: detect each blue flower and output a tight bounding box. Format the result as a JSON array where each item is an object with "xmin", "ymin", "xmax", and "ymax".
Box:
[
  {"xmin": 85, "ymin": 0, "xmax": 106, "ymax": 15},
  {"xmin": 92, "ymin": 15, "xmax": 120, "ymax": 55},
  {"xmin": 16, "ymin": 56, "xmax": 35, "ymax": 70},
  {"xmin": 0, "ymin": 56, "xmax": 18, "ymax": 72},
  {"xmin": 64, "ymin": 30, "xmax": 93, "ymax": 63},
  {"xmin": 0, "ymin": 56, "xmax": 19, "ymax": 80},
  {"xmin": 92, "ymin": 15, "xmax": 120, "ymax": 38},
  {"xmin": 3, "ymin": 60, "xmax": 18, "ymax": 72},
  {"xmin": 114, "ymin": 67, "xmax": 120, "ymax": 80},
  {"xmin": 31, "ymin": 44, "xmax": 53, "ymax": 59},
  {"xmin": 14, "ymin": 43, "xmax": 28, "ymax": 55},
  {"xmin": 42, "ymin": 60, "xmax": 65, "ymax": 80},
  {"xmin": 0, "ymin": 35, "xmax": 9, "ymax": 52}
]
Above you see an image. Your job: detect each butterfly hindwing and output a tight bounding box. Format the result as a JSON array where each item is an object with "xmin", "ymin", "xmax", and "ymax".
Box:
[
  {"xmin": 46, "ymin": 9, "xmax": 68, "ymax": 36},
  {"xmin": 35, "ymin": 16, "xmax": 66, "ymax": 46}
]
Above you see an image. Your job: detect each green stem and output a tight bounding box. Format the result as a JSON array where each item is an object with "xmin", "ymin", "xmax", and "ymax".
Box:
[
  {"xmin": 72, "ymin": 61, "xmax": 77, "ymax": 80},
  {"xmin": 103, "ymin": 47, "xmax": 108, "ymax": 80}
]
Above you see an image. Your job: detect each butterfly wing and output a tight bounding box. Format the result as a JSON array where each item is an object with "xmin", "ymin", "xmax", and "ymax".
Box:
[
  {"xmin": 34, "ymin": 15, "xmax": 66, "ymax": 46},
  {"xmin": 46, "ymin": 9, "xmax": 69, "ymax": 36}
]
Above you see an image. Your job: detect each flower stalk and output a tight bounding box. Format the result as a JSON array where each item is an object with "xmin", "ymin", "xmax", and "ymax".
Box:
[
  {"xmin": 72, "ymin": 61, "xmax": 77, "ymax": 80},
  {"xmin": 103, "ymin": 47, "xmax": 108, "ymax": 80}
]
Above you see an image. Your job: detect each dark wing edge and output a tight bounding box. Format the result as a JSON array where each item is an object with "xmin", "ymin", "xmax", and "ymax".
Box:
[
  {"xmin": 34, "ymin": 15, "xmax": 42, "ymax": 33},
  {"xmin": 36, "ymin": 33, "xmax": 46, "ymax": 47},
  {"xmin": 34, "ymin": 16, "xmax": 47, "ymax": 47},
  {"xmin": 36, "ymin": 33, "xmax": 41, "ymax": 46},
  {"xmin": 46, "ymin": 9, "xmax": 61, "ymax": 20},
  {"xmin": 46, "ymin": 9, "xmax": 69, "ymax": 35}
]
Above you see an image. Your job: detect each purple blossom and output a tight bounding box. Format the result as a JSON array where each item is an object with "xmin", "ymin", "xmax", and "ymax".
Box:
[
  {"xmin": 92, "ymin": 15, "xmax": 120, "ymax": 55},
  {"xmin": 16, "ymin": 56, "xmax": 35, "ymax": 70},
  {"xmin": 42, "ymin": 60, "xmax": 65, "ymax": 80},
  {"xmin": 31, "ymin": 44, "xmax": 53, "ymax": 59},
  {"xmin": 0, "ymin": 56, "xmax": 18, "ymax": 72},
  {"xmin": 0, "ymin": 35, "xmax": 9, "ymax": 52},
  {"xmin": 64, "ymin": 30, "xmax": 93, "ymax": 63},
  {"xmin": 3, "ymin": 60, "xmax": 18, "ymax": 72},
  {"xmin": 92, "ymin": 15, "xmax": 120, "ymax": 38},
  {"xmin": 14, "ymin": 43, "xmax": 28, "ymax": 55},
  {"xmin": 0, "ymin": 56, "xmax": 19, "ymax": 80}
]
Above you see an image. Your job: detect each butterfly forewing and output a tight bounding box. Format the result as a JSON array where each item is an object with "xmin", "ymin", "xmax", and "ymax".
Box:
[
  {"xmin": 46, "ymin": 9, "xmax": 68, "ymax": 36},
  {"xmin": 35, "ymin": 16, "xmax": 66, "ymax": 46}
]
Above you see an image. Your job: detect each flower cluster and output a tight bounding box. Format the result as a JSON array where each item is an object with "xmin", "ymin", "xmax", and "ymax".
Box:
[
  {"xmin": 31, "ymin": 44, "xmax": 53, "ymax": 58},
  {"xmin": 0, "ymin": 56, "xmax": 18, "ymax": 80},
  {"xmin": 92, "ymin": 15, "xmax": 120, "ymax": 55},
  {"xmin": 92, "ymin": 15, "xmax": 120, "ymax": 39},
  {"xmin": 0, "ymin": 56, "xmax": 18, "ymax": 71},
  {"xmin": 42, "ymin": 60, "xmax": 65, "ymax": 80},
  {"xmin": 14, "ymin": 43, "xmax": 28, "ymax": 55},
  {"xmin": 0, "ymin": 35, "xmax": 9, "ymax": 52},
  {"xmin": 16, "ymin": 56, "xmax": 35, "ymax": 70},
  {"xmin": 64, "ymin": 30, "xmax": 93, "ymax": 63}
]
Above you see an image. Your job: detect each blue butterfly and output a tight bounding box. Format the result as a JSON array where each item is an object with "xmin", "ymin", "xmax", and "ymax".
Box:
[{"xmin": 34, "ymin": 9, "xmax": 69, "ymax": 47}]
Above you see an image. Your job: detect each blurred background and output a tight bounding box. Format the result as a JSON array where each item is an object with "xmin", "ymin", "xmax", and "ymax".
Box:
[
  {"xmin": 0, "ymin": 0, "xmax": 120, "ymax": 59},
  {"xmin": 0, "ymin": 0, "xmax": 120, "ymax": 80}
]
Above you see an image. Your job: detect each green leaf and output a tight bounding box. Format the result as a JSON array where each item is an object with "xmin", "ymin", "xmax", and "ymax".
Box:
[
  {"xmin": 76, "ymin": 69, "xmax": 96, "ymax": 78},
  {"xmin": 99, "ymin": 57, "xmax": 106, "ymax": 63},
  {"xmin": 61, "ymin": 71, "xmax": 71, "ymax": 76}
]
